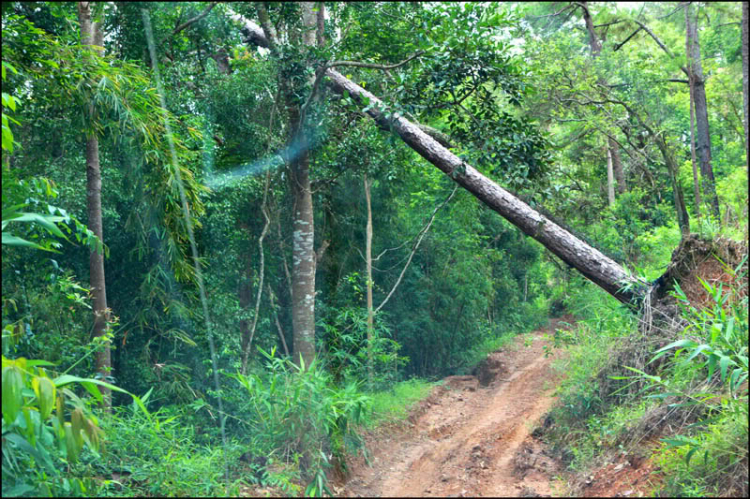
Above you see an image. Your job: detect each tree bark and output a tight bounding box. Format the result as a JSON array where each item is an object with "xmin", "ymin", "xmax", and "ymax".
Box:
[
  {"xmin": 328, "ymin": 70, "xmax": 642, "ymax": 303},
  {"xmin": 78, "ymin": 2, "xmax": 111, "ymax": 409},
  {"xmin": 685, "ymin": 3, "xmax": 721, "ymax": 220},
  {"xmin": 742, "ymin": 2, "xmax": 749, "ymax": 150},
  {"xmin": 606, "ymin": 146, "xmax": 615, "ymax": 206},
  {"xmin": 364, "ymin": 173, "xmax": 374, "ymax": 384},
  {"xmin": 232, "ymin": 13, "xmax": 644, "ymax": 305}
]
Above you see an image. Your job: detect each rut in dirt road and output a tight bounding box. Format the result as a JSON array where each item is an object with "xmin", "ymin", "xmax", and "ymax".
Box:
[{"xmin": 342, "ymin": 318, "xmax": 571, "ymax": 497}]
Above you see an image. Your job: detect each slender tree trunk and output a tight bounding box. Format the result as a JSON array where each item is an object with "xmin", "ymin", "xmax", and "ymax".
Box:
[
  {"xmin": 238, "ymin": 244, "xmax": 253, "ymax": 359},
  {"xmin": 78, "ymin": 2, "xmax": 111, "ymax": 409},
  {"xmin": 268, "ymin": 284, "xmax": 290, "ymax": 357},
  {"xmin": 606, "ymin": 146, "xmax": 615, "ymax": 206},
  {"xmin": 608, "ymin": 137, "xmax": 626, "ymax": 194},
  {"xmin": 364, "ymin": 173, "xmax": 374, "ymax": 384},
  {"xmin": 240, "ymin": 171, "xmax": 271, "ymax": 375},
  {"xmin": 582, "ymin": 2, "xmax": 627, "ymax": 201},
  {"xmin": 688, "ymin": 65, "xmax": 702, "ymax": 218},
  {"xmin": 685, "ymin": 3, "xmax": 721, "ymax": 220},
  {"xmin": 742, "ymin": 2, "xmax": 749, "ymax": 150},
  {"xmin": 234, "ymin": 14, "xmax": 645, "ymax": 305},
  {"xmin": 655, "ymin": 135, "xmax": 691, "ymax": 236}
]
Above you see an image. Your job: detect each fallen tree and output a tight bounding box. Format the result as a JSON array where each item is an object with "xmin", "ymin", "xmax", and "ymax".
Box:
[{"xmin": 231, "ymin": 12, "xmax": 645, "ymax": 304}]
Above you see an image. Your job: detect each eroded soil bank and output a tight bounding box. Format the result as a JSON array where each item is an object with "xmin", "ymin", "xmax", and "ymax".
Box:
[{"xmin": 337, "ymin": 318, "xmax": 573, "ymax": 497}]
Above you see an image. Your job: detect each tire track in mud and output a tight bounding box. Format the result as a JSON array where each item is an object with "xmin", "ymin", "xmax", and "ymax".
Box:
[{"xmin": 341, "ymin": 318, "xmax": 571, "ymax": 497}]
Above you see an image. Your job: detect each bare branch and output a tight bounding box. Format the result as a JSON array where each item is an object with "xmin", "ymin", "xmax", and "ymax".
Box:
[
  {"xmin": 375, "ymin": 185, "xmax": 458, "ymax": 314},
  {"xmin": 172, "ymin": 2, "xmax": 217, "ymax": 36},
  {"xmin": 526, "ymin": 4, "xmax": 575, "ymax": 20},
  {"xmin": 594, "ymin": 20, "xmax": 626, "ymax": 28},
  {"xmin": 328, "ymin": 51, "xmax": 424, "ymax": 71},
  {"xmin": 613, "ymin": 26, "xmax": 642, "ymax": 51}
]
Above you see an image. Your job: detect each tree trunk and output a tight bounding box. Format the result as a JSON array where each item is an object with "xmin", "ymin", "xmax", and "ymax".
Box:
[
  {"xmin": 287, "ymin": 2, "xmax": 318, "ymax": 367},
  {"xmin": 256, "ymin": 1, "xmax": 319, "ymax": 367},
  {"xmin": 233, "ymin": 14, "xmax": 644, "ymax": 305},
  {"xmin": 686, "ymin": 8, "xmax": 702, "ymax": 218},
  {"xmin": 327, "ymin": 70, "xmax": 641, "ymax": 303},
  {"xmin": 655, "ymin": 135, "xmax": 691, "ymax": 236},
  {"xmin": 581, "ymin": 1, "xmax": 601, "ymax": 57},
  {"xmin": 289, "ymin": 142, "xmax": 316, "ymax": 367},
  {"xmin": 606, "ymin": 146, "xmax": 615, "ymax": 206},
  {"xmin": 685, "ymin": 3, "xmax": 721, "ymax": 220},
  {"xmin": 581, "ymin": 3, "xmax": 626, "ymax": 201},
  {"xmin": 78, "ymin": 1, "xmax": 111, "ymax": 409},
  {"xmin": 608, "ymin": 137, "xmax": 626, "ymax": 194},
  {"xmin": 268, "ymin": 284, "xmax": 290, "ymax": 357},
  {"xmin": 364, "ymin": 173, "xmax": 374, "ymax": 384},
  {"xmin": 240, "ymin": 172, "xmax": 270, "ymax": 375},
  {"xmin": 742, "ymin": 2, "xmax": 749, "ymax": 150},
  {"xmin": 238, "ymin": 244, "xmax": 253, "ymax": 362}
]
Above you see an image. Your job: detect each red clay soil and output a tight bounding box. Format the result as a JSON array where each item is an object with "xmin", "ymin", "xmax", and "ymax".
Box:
[
  {"xmin": 577, "ymin": 453, "xmax": 663, "ymax": 498},
  {"xmin": 337, "ymin": 318, "xmax": 574, "ymax": 497}
]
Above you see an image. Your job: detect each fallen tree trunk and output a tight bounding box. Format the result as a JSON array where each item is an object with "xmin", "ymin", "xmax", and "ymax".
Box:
[{"xmin": 232, "ymin": 13, "xmax": 643, "ymax": 304}]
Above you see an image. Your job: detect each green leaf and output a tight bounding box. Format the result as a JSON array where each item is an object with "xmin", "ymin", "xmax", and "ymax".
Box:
[
  {"xmin": 685, "ymin": 447, "xmax": 699, "ymax": 466},
  {"xmin": 32, "ymin": 376, "xmax": 56, "ymax": 420},
  {"xmin": 661, "ymin": 438, "xmax": 692, "ymax": 447},
  {"xmin": 685, "ymin": 343, "xmax": 711, "ymax": 363},
  {"xmin": 718, "ymin": 355, "xmax": 734, "ymax": 383},
  {"xmin": 2, "ymin": 365, "xmax": 24, "ymax": 424},
  {"xmin": 53, "ymin": 374, "xmax": 150, "ymax": 419},
  {"xmin": 4, "ymin": 483, "xmax": 37, "ymax": 497},
  {"xmin": 11, "ymin": 213, "xmax": 68, "ymax": 239},
  {"xmin": 2, "ymin": 232, "xmax": 54, "ymax": 251}
]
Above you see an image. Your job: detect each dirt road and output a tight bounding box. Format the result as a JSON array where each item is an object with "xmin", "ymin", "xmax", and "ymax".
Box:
[{"xmin": 340, "ymin": 318, "xmax": 571, "ymax": 497}]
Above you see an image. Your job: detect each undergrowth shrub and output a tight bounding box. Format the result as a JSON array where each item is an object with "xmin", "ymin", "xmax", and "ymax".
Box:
[
  {"xmin": 625, "ymin": 256, "xmax": 748, "ymax": 496},
  {"xmin": 544, "ymin": 250, "xmax": 748, "ymax": 497},
  {"xmin": 89, "ymin": 403, "xmax": 240, "ymax": 497},
  {"xmin": 227, "ymin": 348, "xmax": 370, "ymax": 496}
]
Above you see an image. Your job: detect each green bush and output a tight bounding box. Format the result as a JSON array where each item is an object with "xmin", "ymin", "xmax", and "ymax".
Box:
[
  {"xmin": 89, "ymin": 404, "xmax": 238, "ymax": 497},
  {"xmin": 227, "ymin": 348, "xmax": 370, "ymax": 496}
]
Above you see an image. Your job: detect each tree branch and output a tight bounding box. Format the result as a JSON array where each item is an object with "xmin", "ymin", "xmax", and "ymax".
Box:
[
  {"xmin": 527, "ymin": 4, "xmax": 574, "ymax": 20},
  {"xmin": 172, "ymin": 2, "xmax": 218, "ymax": 35},
  {"xmin": 328, "ymin": 51, "xmax": 424, "ymax": 71},
  {"xmin": 375, "ymin": 185, "xmax": 458, "ymax": 314},
  {"xmin": 613, "ymin": 26, "xmax": 642, "ymax": 51}
]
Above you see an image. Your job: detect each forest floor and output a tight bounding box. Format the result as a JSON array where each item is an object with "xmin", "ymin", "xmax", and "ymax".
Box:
[{"xmin": 334, "ymin": 317, "xmax": 571, "ymax": 497}]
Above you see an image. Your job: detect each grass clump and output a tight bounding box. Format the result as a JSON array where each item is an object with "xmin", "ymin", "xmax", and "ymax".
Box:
[
  {"xmin": 365, "ymin": 378, "xmax": 436, "ymax": 427},
  {"xmin": 81, "ymin": 404, "xmax": 243, "ymax": 497}
]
